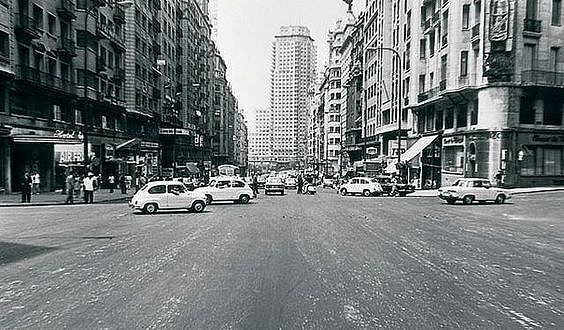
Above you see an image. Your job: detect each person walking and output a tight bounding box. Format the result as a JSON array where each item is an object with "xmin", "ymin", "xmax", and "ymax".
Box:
[
  {"xmin": 32, "ymin": 171, "xmax": 40, "ymax": 194},
  {"xmin": 65, "ymin": 173, "xmax": 74, "ymax": 204},
  {"xmin": 119, "ymin": 175, "xmax": 127, "ymax": 194},
  {"xmin": 83, "ymin": 172, "xmax": 95, "ymax": 204},
  {"xmin": 297, "ymin": 175, "xmax": 304, "ymax": 194},
  {"xmin": 108, "ymin": 175, "xmax": 115, "ymax": 193},
  {"xmin": 251, "ymin": 175, "xmax": 259, "ymax": 197},
  {"xmin": 21, "ymin": 172, "xmax": 32, "ymax": 203}
]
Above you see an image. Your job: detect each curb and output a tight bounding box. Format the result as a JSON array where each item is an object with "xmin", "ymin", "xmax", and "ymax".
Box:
[{"xmin": 0, "ymin": 197, "xmax": 130, "ymax": 208}]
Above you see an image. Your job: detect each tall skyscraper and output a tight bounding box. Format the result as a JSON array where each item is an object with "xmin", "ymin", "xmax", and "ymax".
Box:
[{"xmin": 270, "ymin": 26, "xmax": 316, "ymax": 168}]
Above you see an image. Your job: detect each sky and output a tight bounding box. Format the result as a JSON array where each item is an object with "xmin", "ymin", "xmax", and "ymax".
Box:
[{"xmin": 215, "ymin": 0, "xmax": 365, "ymax": 130}]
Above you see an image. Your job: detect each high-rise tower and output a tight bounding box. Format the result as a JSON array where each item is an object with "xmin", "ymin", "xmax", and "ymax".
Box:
[{"xmin": 270, "ymin": 26, "xmax": 316, "ymax": 168}]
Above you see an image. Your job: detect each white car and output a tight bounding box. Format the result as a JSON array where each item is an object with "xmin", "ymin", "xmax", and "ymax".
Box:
[
  {"xmin": 284, "ymin": 177, "xmax": 297, "ymax": 189},
  {"xmin": 265, "ymin": 176, "xmax": 285, "ymax": 195},
  {"xmin": 195, "ymin": 177, "xmax": 254, "ymax": 204},
  {"xmin": 129, "ymin": 181, "xmax": 207, "ymax": 214},
  {"xmin": 339, "ymin": 177, "xmax": 384, "ymax": 197},
  {"xmin": 438, "ymin": 178, "xmax": 511, "ymax": 205}
]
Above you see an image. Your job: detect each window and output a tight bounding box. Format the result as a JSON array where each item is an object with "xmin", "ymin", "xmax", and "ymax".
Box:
[
  {"xmin": 456, "ymin": 104, "xmax": 468, "ymax": 128},
  {"xmin": 526, "ymin": 0, "xmax": 539, "ymax": 19},
  {"xmin": 53, "ymin": 105, "xmax": 62, "ymax": 121},
  {"xmin": 0, "ymin": 31, "xmax": 8, "ymax": 61},
  {"xmin": 101, "ymin": 115, "xmax": 108, "ymax": 129},
  {"xmin": 148, "ymin": 185, "xmax": 166, "ymax": 194},
  {"xmin": 217, "ymin": 180, "xmax": 231, "ymax": 188},
  {"xmin": 460, "ymin": 51, "xmax": 469, "ymax": 76},
  {"xmin": 553, "ymin": 0, "xmax": 562, "ymax": 25},
  {"xmin": 520, "ymin": 97, "xmax": 536, "ymax": 124},
  {"xmin": 544, "ymin": 98, "xmax": 563, "ymax": 125},
  {"xmin": 462, "ymin": 4, "xmax": 470, "ymax": 29},
  {"xmin": 419, "ymin": 38, "xmax": 426, "ymax": 58},
  {"xmin": 167, "ymin": 185, "xmax": 186, "ymax": 194},
  {"xmin": 75, "ymin": 109, "xmax": 82, "ymax": 124},
  {"xmin": 232, "ymin": 181, "xmax": 246, "ymax": 188},
  {"xmin": 436, "ymin": 109, "xmax": 443, "ymax": 129},
  {"xmin": 32, "ymin": 5, "xmax": 43, "ymax": 31},
  {"xmin": 48, "ymin": 14, "xmax": 56, "ymax": 35},
  {"xmin": 523, "ymin": 44, "xmax": 537, "ymax": 70},
  {"xmin": 445, "ymin": 107, "xmax": 454, "ymax": 129},
  {"xmin": 443, "ymin": 146, "xmax": 465, "ymax": 173},
  {"xmin": 471, "ymin": 99, "xmax": 479, "ymax": 125}
]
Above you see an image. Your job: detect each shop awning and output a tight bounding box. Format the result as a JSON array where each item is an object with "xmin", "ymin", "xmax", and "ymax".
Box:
[
  {"xmin": 385, "ymin": 134, "xmax": 439, "ymax": 173},
  {"xmin": 116, "ymin": 138, "xmax": 141, "ymax": 150},
  {"xmin": 12, "ymin": 135, "xmax": 83, "ymax": 144},
  {"xmin": 186, "ymin": 163, "xmax": 200, "ymax": 174}
]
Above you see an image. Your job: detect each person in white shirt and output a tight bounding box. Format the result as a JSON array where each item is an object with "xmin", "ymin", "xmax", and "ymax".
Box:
[
  {"xmin": 32, "ymin": 172, "xmax": 40, "ymax": 194},
  {"xmin": 83, "ymin": 172, "xmax": 95, "ymax": 203}
]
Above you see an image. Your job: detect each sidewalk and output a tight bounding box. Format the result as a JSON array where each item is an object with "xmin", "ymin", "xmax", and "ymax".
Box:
[
  {"xmin": 0, "ymin": 189, "xmax": 135, "ymax": 207},
  {"xmin": 410, "ymin": 186, "xmax": 564, "ymax": 197}
]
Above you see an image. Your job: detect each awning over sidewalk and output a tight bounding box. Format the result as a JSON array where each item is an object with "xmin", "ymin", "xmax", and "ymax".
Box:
[
  {"xmin": 385, "ymin": 134, "xmax": 439, "ymax": 173},
  {"xmin": 116, "ymin": 138, "xmax": 141, "ymax": 150}
]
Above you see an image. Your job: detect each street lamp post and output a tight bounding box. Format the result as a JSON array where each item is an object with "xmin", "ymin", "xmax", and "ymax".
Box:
[
  {"xmin": 364, "ymin": 46, "xmax": 403, "ymax": 175},
  {"xmin": 81, "ymin": 0, "xmax": 133, "ymax": 175}
]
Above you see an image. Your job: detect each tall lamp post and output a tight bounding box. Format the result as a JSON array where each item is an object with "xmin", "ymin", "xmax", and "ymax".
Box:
[
  {"xmin": 364, "ymin": 46, "xmax": 403, "ymax": 175},
  {"xmin": 81, "ymin": 0, "xmax": 133, "ymax": 175}
]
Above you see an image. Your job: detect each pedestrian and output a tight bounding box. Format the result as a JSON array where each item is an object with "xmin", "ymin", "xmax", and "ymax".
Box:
[
  {"xmin": 297, "ymin": 175, "xmax": 304, "ymax": 194},
  {"xmin": 21, "ymin": 172, "xmax": 32, "ymax": 203},
  {"xmin": 108, "ymin": 174, "xmax": 115, "ymax": 193},
  {"xmin": 119, "ymin": 174, "xmax": 127, "ymax": 194},
  {"xmin": 139, "ymin": 175, "xmax": 147, "ymax": 189},
  {"xmin": 495, "ymin": 171, "xmax": 503, "ymax": 187},
  {"xmin": 32, "ymin": 171, "xmax": 40, "ymax": 194},
  {"xmin": 391, "ymin": 175, "xmax": 398, "ymax": 196},
  {"xmin": 252, "ymin": 175, "xmax": 259, "ymax": 197},
  {"xmin": 83, "ymin": 172, "xmax": 95, "ymax": 203},
  {"xmin": 65, "ymin": 173, "xmax": 74, "ymax": 204}
]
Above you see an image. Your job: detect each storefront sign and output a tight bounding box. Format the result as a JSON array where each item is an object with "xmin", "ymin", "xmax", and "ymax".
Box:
[
  {"xmin": 54, "ymin": 130, "xmax": 84, "ymax": 140},
  {"xmin": 443, "ymin": 136, "xmax": 465, "ymax": 146},
  {"xmin": 55, "ymin": 144, "xmax": 84, "ymax": 163},
  {"xmin": 388, "ymin": 140, "xmax": 407, "ymax": 157},
  {"xmin": 159, "ymin": 128, "xmax": 193, "ymax": 136},
  {"xmin": 366, "ymin": 147, "xmax": 378, "ymax": 155},
  {"xmin": 141, "ymin": 141, "xmax": 160, "ymax": 149},
  {"xmin": 531, "ymin": 134, "xmax": 564, "ymax": 144}
]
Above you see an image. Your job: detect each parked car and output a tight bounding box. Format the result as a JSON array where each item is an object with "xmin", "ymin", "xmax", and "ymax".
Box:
[
  {"xmin": 195, "ymin": 177, "xmax": 254, "ymax": 204},
  {"xmin": 265, "ymin": 177, "xmax": 285, "ymax": 195},
  {"xmin": 257, "ymin": 175, "xmax": 267, "ymax": 188},
  {"xmin": 284, "ymin": 177, "xmax": 297, "ymax": 189},
  {"xmin": 438, "ymin": 178, "xmax": 511, "ymax": 205},
  {"xmin": 374, "ymin": 176, "xmax": 416, "ymax": 197},
  {"xmin": 129, "ymin": 181, "xmax": 207, "ymax": 214},
  {"xmin": 339, "ymin": 177, "xmax": 384, "ymax": 197},
  {"xmin": 322, "ymin": 178, "xmax": 335, "ymax": 188}
]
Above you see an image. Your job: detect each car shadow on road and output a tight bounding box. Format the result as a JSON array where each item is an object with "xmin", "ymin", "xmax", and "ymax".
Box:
[
  {"xmin": 132, "ymin": 210, "xmax": 212, "ymax": 216},
  {"xmin": 441, "ymin": 202, "xmax": 514, "ymax": 207},
  {"xmin": 0, "ymin": 241, "xmax": 58, "ymax": 265}
]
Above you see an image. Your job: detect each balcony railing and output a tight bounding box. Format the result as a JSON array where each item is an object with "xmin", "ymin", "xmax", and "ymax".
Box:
[
  {"xmin": 471, "ymin": 23, "xmax": 480, "ymax": 39},
  {"xmin": 524, "ymin": 18, "xmax": 542, "ymax": 33},
  {"xmin": 57, "ymin": 0, "xmax": 76, "ymax": 20},
  {"xmin": 15, "ymin": 13, "xmax": 41, "ymax": 39},
  {"xmin": 417, "ymin": 86, "xmax": 440, "ymax": 103},
  {"xmin": 521, "ymin": 70, "xmax": 564, "ymax": 86},
  {"xmin": 16, "ymin": 65, "xmax": 74, "ymax": 94},
  {"xmin": 97, "ymin": 23, "xmax": 125, "ymax": 46},
  {"xmin": 432, "ymin": 12, "xmax": 440, "ymax": 23}
]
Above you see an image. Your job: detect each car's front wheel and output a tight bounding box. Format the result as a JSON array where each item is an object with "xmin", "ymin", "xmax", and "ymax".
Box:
[
  {"xmin": 362, "ymin": 189, "xmax": 371, "ymax": 197},
  {"xmin": 463, "ymin": 195, "xmax": 474, "ymax": 205},
  {"xmin": 191, "ymin": 201, "xmax": 206, "ymax": 213},
  {"xmin": 446, "ymin": 198, "xmax": 456, "ymax": 204},
  {"xmin": 143, "ymin": 203, "xmax": 158, "ymax": 214},
  {"xmin": 340, "ymin": 188, "xmax": 347, "ymax": 196}
]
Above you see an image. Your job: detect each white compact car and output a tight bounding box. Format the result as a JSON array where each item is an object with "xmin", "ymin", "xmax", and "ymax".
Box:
[
  {"xmin": 438, "ymin": 178, "xmax": 511, "ymax": 204},
  {"xmin": 129, "ymin": 181, "xmax": 207, "ymax": 214},
  {"xmin": 195, "ymin": 177, "xmax": 254, "ymax": 204},
  {"xmin": 339, "ymin": 177, "xmax": 384, "ymax": 197}
]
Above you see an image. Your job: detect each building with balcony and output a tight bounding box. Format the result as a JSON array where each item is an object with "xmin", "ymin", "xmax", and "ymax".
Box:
[
  {"xmin": 234, "ymin": 109, "xmax": 248, "ymax": 175},
  {"xmin": 392, "ymin": 0, "xmax": 564, "ymax": 188}
]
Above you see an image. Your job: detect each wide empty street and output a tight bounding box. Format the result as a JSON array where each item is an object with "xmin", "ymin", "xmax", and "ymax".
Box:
[{"xmin": 1, "ymin": 190, "xmax": 563, "ymax": 329}]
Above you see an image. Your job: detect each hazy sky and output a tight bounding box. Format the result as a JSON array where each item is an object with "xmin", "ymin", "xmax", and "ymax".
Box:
[{"xmin": 216, "ymin": 0, "xmax": 365, "ymax": 128}]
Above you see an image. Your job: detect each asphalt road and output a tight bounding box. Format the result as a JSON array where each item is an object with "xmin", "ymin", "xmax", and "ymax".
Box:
[{"xmin": 1, "ymin": 189, "xmax": 563, "ymax": 329}]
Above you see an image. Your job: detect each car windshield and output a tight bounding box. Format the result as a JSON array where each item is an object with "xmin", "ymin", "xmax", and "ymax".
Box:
[
  {"xmin": 208, "ymin": 180, "xmax": 216, "ymax": 186},
  {"xmin": 268, "ymin": 177, "xmax": 282, "ymax": 183},
  {"xmin": 452, "ymin": 180, "xmax": 463, "ymax": 186}
]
